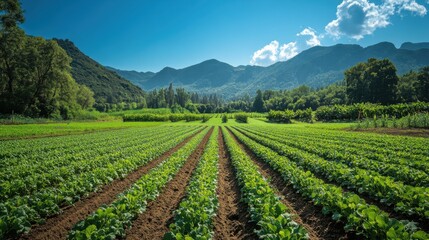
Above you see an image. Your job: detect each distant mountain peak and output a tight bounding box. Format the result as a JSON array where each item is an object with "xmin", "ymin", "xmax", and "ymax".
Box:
[
  {"xmin": 160, "ymin": 66, "xmax": 176, "ymax": 72},
  {"xmin": 400, "ymin": 42, "xmax": 429, "ymax": 51}
]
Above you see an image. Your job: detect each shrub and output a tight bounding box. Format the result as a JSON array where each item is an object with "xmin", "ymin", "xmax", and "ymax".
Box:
[
  {"xmin": 398, "ymin": 113, "xmax": 429, "ymax": 128},
  {"xmin": 222, "ymin": 114, "xmax": 228, "ymax": 123},
  {"xmin": 169, "ymin": 114, "xmax": 185, "ymax": 122},
  {"xmin": 184, "ymin": 114, "xmax": 201, "ymax": 122},
  {"xmin": 235, "ymin": 113, "xmax": 248, "ymax": 123},
  {"xmin": 201, "ymin": 114, "xmax": 211, "ymax": 123},
  {"xmin": 267, "ymin": 110, "xmax": 294, "ymax": 123},
  {"xmin": 294, "ymin": 108, "xmax": 313, "ymax": 123}
]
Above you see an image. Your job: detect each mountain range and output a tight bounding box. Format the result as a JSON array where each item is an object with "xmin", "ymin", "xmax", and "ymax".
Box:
[{"xmin": 109, "ymin": 42, "xmax": 429, "ymax": 99}]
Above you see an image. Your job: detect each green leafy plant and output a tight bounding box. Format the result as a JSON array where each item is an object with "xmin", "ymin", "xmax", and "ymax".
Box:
[{"xmin": 228, "ymin": 127, "xmax": 429, "ymax": 239}]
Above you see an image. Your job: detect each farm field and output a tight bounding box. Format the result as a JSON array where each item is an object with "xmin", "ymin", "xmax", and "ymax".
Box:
[{"xmin": 0, "ymin": 118, "xmax": 428, "ymax": 239}]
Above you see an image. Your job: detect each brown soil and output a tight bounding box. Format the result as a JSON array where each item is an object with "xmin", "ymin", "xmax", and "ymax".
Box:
[
  {"xmin": 227, "ymin": 127, "xmax": 356, "ymax": 240},
  {"xmin": 20, "ymin": 129, "xmax": 203, "ymax": 240},
  {"xmin": 125, "ymin": 127, "xmax": 213, "ymax": 240},
  {"xmin": 351, "ymin": 128, "xmax": 429, "ymax": 138},
  {"xmin": 213, "ymin": 128, "xmax": 258, "ymax": 240}
]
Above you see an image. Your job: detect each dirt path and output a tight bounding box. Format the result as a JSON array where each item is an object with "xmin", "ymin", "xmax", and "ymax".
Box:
[
  {"xmin": 20, "ymin": 129, "xmax": 203, "ymax": 240},
  {"xmin": 227, "ymin": 127, "xmax": 354, "ymax": 240},
  {"xmin": 213, "ymin": 128, "xmax": 258, "ymax": 240},
  {"xmin": 125, "ymin": 127, "xmax": 213, "ymax": 240}
]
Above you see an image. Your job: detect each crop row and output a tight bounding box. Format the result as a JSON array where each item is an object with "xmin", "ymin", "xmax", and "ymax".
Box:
[
  {"xmin": 222, "ymin": 127, "xmax": 308, "ymax": 239},
  {"xmin": 0, "ymin": 126, "xmax": 179, "ymax": 172},
  {"xmin": 68, "ymin": 127, "xmax": 211, "ymax": 239},
  {"xmin": 0, "ymin": 126, "xmax": 142, "ymax": 161},
  {"xmin": 269, "ymin": 126, "xmax": 429, "ymax": 173},
  {"xmin": 280, "ymin": 127, "xmax": 429, "ymax": 162},
  {"xmin": 238, "ymin": 126, "xmax": 429, "ymax": 186},
  {"xmin": 0, "ymin": 127, "xmax": 196, "ymax": 200},
  {"xmin": 0, "ymin": 126, "xmax": 202, "ymax": 239},
  {"xmin": 235, "ymin": 127, "xmax": 429, "ymax": 220},
  {"xmin": 278, "ymin": 126, "xmax": 429, "ymax": 158},
  {"xmin": 228, "ymin": 127, "xmax": 428, "ymax": 239},
  {"xmin": 165, "ymin": 127, "xmax": 220, "ymax": 239}
]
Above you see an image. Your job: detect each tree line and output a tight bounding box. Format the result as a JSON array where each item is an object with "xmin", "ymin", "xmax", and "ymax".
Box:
[{"xmin": 143, "ymin": 83, "xmax": 223, "ymax": 113}]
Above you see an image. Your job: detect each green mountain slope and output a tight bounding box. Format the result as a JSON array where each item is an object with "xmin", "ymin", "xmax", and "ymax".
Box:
[
  {"xmin": 55, "ymin": 39, "xmax": 145, "ymax": 104},
  {"xmin": 111, "ymin": 42, "xmax": 429, "ymax": 99}
]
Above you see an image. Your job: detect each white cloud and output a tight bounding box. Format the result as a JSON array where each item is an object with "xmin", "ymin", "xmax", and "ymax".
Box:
[
  {"xmin": 297, "ymin": 28, "xmax": 321, "ymax": 47},
  {"xmin": 279, "ymin": 42, "xmax": 298, "ymax": 60},
  {"xmin": 250, "ymin": 40, "xmax": 279, "ymax": 66},
  {"xmin": 325, "ymin": 0, "xmax": 427, "ymax": 40},
  {"xmin": 250, "ymin": 41, "xmax": 299, "ymax": 66}
]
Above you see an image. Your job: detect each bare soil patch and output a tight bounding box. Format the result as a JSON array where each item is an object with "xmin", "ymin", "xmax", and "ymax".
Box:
[{"xmin": 213, "ymin": 128, "xmax": 258, "ymax": 240}]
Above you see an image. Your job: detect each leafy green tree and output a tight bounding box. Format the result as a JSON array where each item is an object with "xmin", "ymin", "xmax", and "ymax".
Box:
[
  {"xmin": 345, "ymin": 58, "xmax": 398, "ymax": 104},
  {"xmin": 77, "ymin": 85, "xmax": 95, "ymax": 109},
  {"xmin": 0, "ymin": 0, "xmax": 24, "ymax": 30},
  {"xmin": 252, "ymin": 89, "xmax": 265, "ymax": 112},
  {"xmin": 175, "ymin": 88, "xmax": 189, "ymax": 107},
  {"xmin": 366, "ymin": 58, "xmax": 398, "ymax": 104},
  {"xmin": 397, "ymin": 71, "xmax": 418, "ymax": 103},
  {"xmin": 0, "ymin": 0, "xmax": 26, "ymax": 113},
  {"xmin": 167, "ymin": 83, "xmax": 175, "ymax": 107},
  {"xmin": 345, "ymin": 62, "xmax": 369, "ymax": 103},
  {"xmin": 416, "ymin": 66, "xmax": 429, "ymax": 102}
]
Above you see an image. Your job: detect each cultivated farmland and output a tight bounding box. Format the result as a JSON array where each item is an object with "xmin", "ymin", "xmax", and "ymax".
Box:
[{"xmin": 0, "ymin": 121, "xmax": 428, "ymax": 240}]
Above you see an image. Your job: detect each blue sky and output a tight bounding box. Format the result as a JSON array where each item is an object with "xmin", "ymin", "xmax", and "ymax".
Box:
[{"xmin": 21, "ymin": 0, "xmax": 429, "ymax": 72}]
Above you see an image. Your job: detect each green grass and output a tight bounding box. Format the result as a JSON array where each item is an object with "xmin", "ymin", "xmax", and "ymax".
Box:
[{"xmin": 0, "ymin": 121, "xmax": 163, "ymax": 140}]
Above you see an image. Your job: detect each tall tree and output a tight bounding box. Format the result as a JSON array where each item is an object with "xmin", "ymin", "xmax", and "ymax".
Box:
[
  {"xmin": 252, "ymin": 89, "xmax": 266, "ymax": 112},
  {"xmin": 345, "ymin": 62, "xmax": 368, "ymax": 103},
  {"xmin": 345, "ymin": 58, "xmax": 398, "ymax": 104},
  {"xmin": 77, "ymin": 85, "xmax": 95, "ymax": 109},
  {"xmin": 167, "ymin": 83, "xmax": 175, "ymax": 107},
  {"xmin": 416, "ymin": 66, "xmax": 429, "ymax": 102},
  {"xmin": 397, "ymin": 71, "xmax": 418, "ymax": 103},
  {"xmin": 0, "ymin": 0, "xmax": 26, "ymax": 112},
  {"xmin": 365, "ymin": 58, "xmax": 398, "ymax": 104},
  {"xmin": 175, "ymin": 88, "xmax": 189, "ymax": 107}
]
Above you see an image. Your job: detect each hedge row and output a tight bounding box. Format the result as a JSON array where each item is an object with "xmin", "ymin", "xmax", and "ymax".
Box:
[
  {"xmin": 267, "ymin": 108, "xmax": 313, "ymax": 123},
  {"xmin": 315, "ymin": 102, "xmax": 429, "ymax": 121},
  {"xmin": 123, "ymin": 113, "xmax": 211, "ymax": 122}
]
